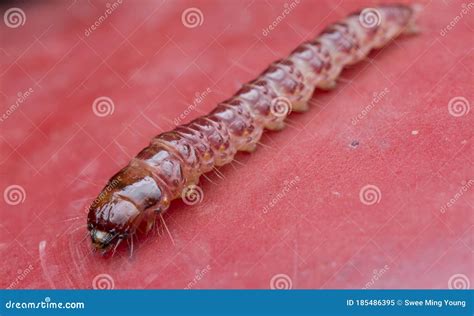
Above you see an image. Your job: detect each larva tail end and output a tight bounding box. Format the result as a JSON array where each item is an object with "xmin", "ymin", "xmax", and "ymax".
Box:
[{"xmin": 404, "ymin": 3, "xmax": 423, "ymax": 35}]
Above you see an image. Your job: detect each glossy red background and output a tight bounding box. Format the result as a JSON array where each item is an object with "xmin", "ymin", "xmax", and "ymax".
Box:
[{"xmin": 0, "ymin": 0, "xmax": 472, "ymax": 289}]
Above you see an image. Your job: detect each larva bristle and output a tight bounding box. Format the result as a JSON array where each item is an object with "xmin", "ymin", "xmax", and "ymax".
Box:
[{"xmin": 87, "ymin": 4, "xmax": 420, "ymax": 252}]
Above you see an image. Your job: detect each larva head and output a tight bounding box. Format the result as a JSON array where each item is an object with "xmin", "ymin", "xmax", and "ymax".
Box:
[
  {"xmin": 87, "ymin": 196, "xmax": 140, "ymax": 251},
  {"xmin": 87, "ymin": 167, "xmax": 165, "ymax": 252}
]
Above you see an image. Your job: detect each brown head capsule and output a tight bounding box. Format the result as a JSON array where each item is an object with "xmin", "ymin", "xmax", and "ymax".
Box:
[{"xmin": 87, "ymin": 164, "xmax": 165, "ymax": 252}]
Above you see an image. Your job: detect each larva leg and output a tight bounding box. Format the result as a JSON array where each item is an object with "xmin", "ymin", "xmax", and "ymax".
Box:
[
  {"xmin": 317, "ymin": 80, "xmax": 337, "ymax": 90},
  {"xmin": 264, "ymin": 121, "xmax": 286, "ymax": 131},
  {"xmin": 238, "ymin": 143, "xmax": 258, "ymax": 153},
  {"xmin": 289, "ymin": 87, "xmax": 315, "ymax": 112},
  {"xmin": 290, "ymin": 101, "xmax": 310, "ymax": 112},
  {"xmin": 145, "ymin": 217, "xmax": 155, "ymax": 234}
]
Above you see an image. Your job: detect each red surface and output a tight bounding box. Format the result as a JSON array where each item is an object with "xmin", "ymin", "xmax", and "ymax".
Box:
[{"xmin": 0, "ymin": 0, "xmax": 472, "ymax": 289}]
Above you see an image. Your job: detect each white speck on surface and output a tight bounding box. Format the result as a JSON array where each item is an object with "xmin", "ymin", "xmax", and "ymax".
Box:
[
  {"xmin": 411, "ymin": 130, "xmax": 419, "ymax": 135},
  {"xmin": 39, "ymin": 240, "xmax": 46, "ymax": 256}
]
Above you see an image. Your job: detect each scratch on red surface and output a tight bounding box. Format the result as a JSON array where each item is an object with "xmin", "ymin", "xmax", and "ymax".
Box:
[{"xmin": 38, "ymin": 240, "xmax": 56, "ymax": 289}]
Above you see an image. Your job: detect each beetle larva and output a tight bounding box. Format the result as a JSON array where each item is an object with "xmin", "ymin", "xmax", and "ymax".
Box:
[{"xmin": 87, "ymin": 4, "xmax": 419, "ymax": 252}]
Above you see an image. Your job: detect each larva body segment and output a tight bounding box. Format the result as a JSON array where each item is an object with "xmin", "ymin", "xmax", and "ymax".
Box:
[
  {"xmin": 87, "ymin": 4, "xmax": 419, "ymax": 251},
  {"xmin": 210, "ymin": 100, "xmax": 264, "ymax": 152}
]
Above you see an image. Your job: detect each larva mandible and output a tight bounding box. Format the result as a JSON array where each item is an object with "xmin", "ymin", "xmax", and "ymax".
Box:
[{"xmin": 87, "ymin": 4, "xmax": 419, "ymax": 252}]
